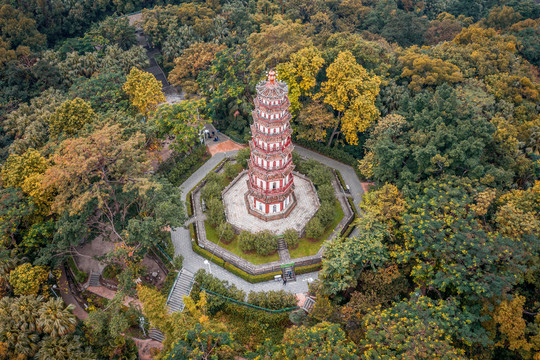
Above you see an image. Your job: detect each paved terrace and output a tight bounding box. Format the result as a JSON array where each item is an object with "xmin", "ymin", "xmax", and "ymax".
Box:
[{"xmin": 170, "ymin": 145, "xmax": 365, "ymax": 294}]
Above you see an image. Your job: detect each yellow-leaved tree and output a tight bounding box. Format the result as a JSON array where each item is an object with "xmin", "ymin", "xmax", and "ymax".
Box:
[
  {"xmin": 123, "ymin": 67, "xmax": 166, "ymax": 117},
  {"xmin": 318, "ymin": 50, "xmax": 381, "ymax": 146},
  {"xmin": 276, "ymin": 46, "xmax": 325, "ymax": 115},
  {"xmin": 9, "ymin": 263, "xmax": 48, "ymax": 295},
  {"xmin": 48, "ymin": 97, "xmax": 96, "ymax": 136}
]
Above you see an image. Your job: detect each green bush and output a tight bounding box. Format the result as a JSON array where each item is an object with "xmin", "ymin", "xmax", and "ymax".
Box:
[
  {"xmin": 236, "ymin": 148, "xmax": 251, "ymax": 169},
  {"xmin": 308, "ymin": 164, "xmax": 333, "ymax": 187},
  {"xmin": 102, "ymin": 263, "xmax": 121, "ymax": 280},
  {"xmin": 161, "ymin": 269, "xmax": 179, "ymax": 296},
  {"xmin": 191, "ymin": 269, "xmax": 246, "ymax": 315},
  {"xmin": 189, "ymin": 223, "xmax": 197, "ymax": 241},
  {"xmin": 317, "ymin": 184, "xmax": 336, "ymax": 203},
  {"xmin": 239, "ymin": 230, "xmax": 256, "ymax": 252},
  {"xmin": 254, "ymin": 231, "xmax": 277, "ymax": 256},
  {"xmin": 66, "ymin": 256, "xmax": 88, "ymax": 284},
  {"xmin": 224, "ymin": 263, "xmax": 281, "ymax": 283},
  {"xmin": 173, "ymin": 255, "xmax": 183, "ymax": 270},
  {"xmin": 295, "ymin": 262, "xmax": 322, "ymax": 275},
  {"xmin": 305, "ymin": 217, "xmax": 324, "ymax": 239},
  {"xmin": 247, "ymin": 290, "xmax": 298, "ymax": 310},
  {"xmin": 218, "ymin": 222, "xmax": 235, "ymax": 244},
  {"xmin": 192, "ymin": 244, "xmax": 225, "ymax": 267},
  {"xmin": 161, "ymin": 145, "xmax": 208, "ymax": 186},
  {"xmin": 224, "ymin": 162, "xmax": 242, "ymax": 180},
  {"xmin": 207, "ymin": 197, "xmax": 225, "ymax": 227},
  {"xmin": 202, "ymin": 180, "xmax": 223, "ymax": 203},
  {"xmin": 317, "ymin": 201, "xmax": 335, "ymax": 227},
  {"xmin": 283, "ymin": 229, "xmax": 299, "ymax": 249},
  {"xmin": 293, "ymin": 138, "xmax": 357, "ymax": 166}
]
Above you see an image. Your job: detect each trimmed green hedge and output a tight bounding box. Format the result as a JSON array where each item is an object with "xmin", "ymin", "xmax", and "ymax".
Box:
[
  {"xmin": 294, "ymin": 138, "xmax": 356, "ymax": 165},
  {"xmin": 66, "ymin": 256, "xmax": 88, "ymax": 284},
  {"xmin": 295, "ymin": 263, "xmax": 322, "ymax": 275},
  {"xmin": 347, "ymin": 197, "xmax": 358, "ymax": 217},
  {"xmin": 335, "ymin": 170, "xmax": 347, "ymax": 192},
  {"xmin": 224, "ymin": 263, "xmax": 282, "ymax": 283}
]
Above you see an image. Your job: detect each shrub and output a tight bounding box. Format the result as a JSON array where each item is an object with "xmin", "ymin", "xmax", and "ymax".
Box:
[
  {"xmin": 317, "ymin": 201, "xmax": 335, "ymax": 227},
  {"xmin": 161, "ymin": 145, "xmax": 208, "ymax": 186},
  {"xmin": 202, "ymin": 180, "xmax": 223, "ymax": 203},
  {"xmin": 254, "ymin": 231, "xmax": 277, "ymax": 256},
  {"xmin": 239, "ymin": 231, "xmax": 256, "ymax": 252},
  {"xmin": 191, "ymin": 269, "xmax": 246, "ymax": 315},
  {"xmin": 207, "ymin": 197, "xmax": 225, "ymax": 226},
  {"xmin": 305, "ymin": 217, "xmax": 324, "ymax": 239},
  {"xmin": 247, "ymin": 290, "xmax": 298, "ymax": 310},
  {"xmin": 224, "ymin": 162, "xmax": 242, "ymax": 180},
  {"xmin": 308, "ymin": 164, "xmax": 333, "ymax": 187},
  {"xmin": 103, "ymin": 263, "xmax": 122, "ymax": 280},
  {"xmin": 283, "ymin": 229, "xmax": 299, "ymax": 249},
  {"xmin": 67, "ymin": 256, "xmax": 88, "ymax": 284},
  {"xmin": 218, "ymin": 222, "xmax": 235, "ymax": 244},
  {"xmin": 293, "ymin": 137, "xmax": 357, "ymax": 165},
  {"xmin": 173, "ymin": 255, "xmax": 183, "ymax": 270},
  {"xmin": 317, "ymin": 184, "xmax": 335, "ymax": 203},
  {"xmin": 236, "ymin": 148, "xmax": 251, "ymax": 169}
]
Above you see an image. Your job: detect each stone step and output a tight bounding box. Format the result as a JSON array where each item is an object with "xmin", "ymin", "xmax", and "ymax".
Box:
[
  {"xmin": 149, "ymin": 328, "xmax": 165, "ymax": 342},
  {"xmin": 165, "ymin": 268, "xmax": 195, "ymax": 314},
  {"xmin": 282, "ymin": 266, "xmax": 296, "ymax": 282},
  {"xmin": 88, "ymin": 272, "xmax": 100, "ymax": 287},
  {"xmin": 302, "ymin": 297, "xmax": 316, "ymax": 313}
]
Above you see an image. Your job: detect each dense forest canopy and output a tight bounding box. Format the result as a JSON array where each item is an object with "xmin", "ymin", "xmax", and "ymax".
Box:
[{"xmin": 0, "ymin": 0, "xmax": 539, "ymax": 359}]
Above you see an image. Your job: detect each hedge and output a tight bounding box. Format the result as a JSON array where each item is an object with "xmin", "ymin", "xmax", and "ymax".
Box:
[
  {"xmin": 295, "ymin": 262, "xmax": 322, "ymax": 275},
  {"xmin": 294, "ymin": 138, "xmax": 356, "ymax": 166},
  {"xmin": 347, "ymin": 197, "xmax": 358, "ymax": 217},
  {"xmin": 66, "ymin": 256, "xmax": 88, "ymax": 284},
  {"xmin": 335, "ymin": 170, "xmax": 347, "ymax": 192},
  {"xmin": 192, "ymin": 243, "xmax": 226, "ymax": 268},
  {"xmin": 224, "ymin": 263, "xmax": 282, "ymax": 283}
]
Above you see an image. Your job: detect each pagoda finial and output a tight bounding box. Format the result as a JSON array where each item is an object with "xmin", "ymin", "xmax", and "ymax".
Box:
[{"xmin": 267, "ymin": 69, "xmax": 276, "ymax": 83}]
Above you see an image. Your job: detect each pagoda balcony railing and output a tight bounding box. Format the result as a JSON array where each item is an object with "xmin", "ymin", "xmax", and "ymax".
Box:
[
  {"xmin": 249, "ymin": 140, "xmax": 292, "ymax": 156},
  {"xmin": 249, "ymin": 160, "xmax": 294, "ymax": 177},
  {"xmin": 248, "ymin": 179, "xmax": 294, "ymax": 196},
  {"xmin": 252, "ymin": 111, "xmax": 292, "ymax": 125},
  {"xmin": 254, "ymin": 97, "xmax": 291, "ymax": 111},
  {"xmin": 250, "ymin": 125, "xmax": 292, "ymax": 140}
]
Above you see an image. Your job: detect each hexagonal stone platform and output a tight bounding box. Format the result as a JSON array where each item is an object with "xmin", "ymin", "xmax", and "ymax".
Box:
[{"xmin": 223, "ymin": 172, "xmax": 320, "ymax": 235}]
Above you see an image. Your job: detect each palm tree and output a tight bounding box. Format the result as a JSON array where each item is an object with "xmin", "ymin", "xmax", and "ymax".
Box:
[
  {"xmin": 36, "ymin": 298, "xmax": 77, "ymax": 338},
  {"xmin": 36, "ymin": 335, "xmax": 97, "ymax": 360}
]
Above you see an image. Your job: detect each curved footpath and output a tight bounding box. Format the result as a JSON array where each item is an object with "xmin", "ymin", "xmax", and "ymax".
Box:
[{"xmin": 170, "ymin": 145, "xmax": 365, "ymax": 294}]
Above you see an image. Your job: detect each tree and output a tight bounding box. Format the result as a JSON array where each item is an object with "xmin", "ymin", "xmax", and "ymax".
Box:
[
  {"xmin": 319, "ymin": 218, "xmax": 388, "ymax": 295},
  {"xmin": 400, "ymin": 49, "xmax": 463, "ymax": 92},
  {"xmin": 239, "ymin": 230, "xmax": 256, "ymax": 252},
  {"xmin": 361, "ymin": 296, "xmax": 478, "ymax": 359},
  {"xmin": 318, "ymin": 50, "xmax": 381, "ymax": 146},
  {"xmin": 217, "ymin": 222, "xmax": 235, "ymax": 244},
  {"xmin": 91, "ymin": 16, "xmax": 137, "ymax": 50},
  {"xmin": 272, "ymin": 322, "xmax": 358, "ymax": 360},
  {"xmin": 48, "ymin": 98, "xmax": 96, "ymax": 137},
  {"xmin": 253, "ymin": 231, "xmax": 277, "ymax": 256},
  {"xmin": 42, "ymin": 123, "xmax": 184, "ymax": 257},
  {"xmin": 0, "ymin": 148, "xmax": 51, "ymax": 215},
  {"xmin": 283, "ymin": 229, "xmax": 299, "ymax": 249},
  {"xmin": 123, "ymin": 67, "xmax": 166, "ymax": 117},
  {"xmin": 168, "ymin": 42, "xmax": 226, "ymax": 95},
  {"xmin": 296, "ymin": 100, "xmax": 337, "ymax": 142},
  {"xmin": 359, "ymin": 183, "xmax": 408, "ymax": 234},
  {"xmin": 398, "ymin": 181, "xmax": 535, "ymax": 301},
  {"xmin": 276, "ymin": 46, "xmax": 325, "ymax": 115},
  {"xmin": 153, "ymin": 100, "xmax": 207, "ymax": 153},
  {"xmin": 247, "ymin": 17, "xmax": 311, "ymax": 77},
  {"xmin": 305, "ymin": 217, "xmax": 323, "ymax": 239},
  {"xmin": 9, "ymin": 263, "xmax": 48, "ymax": 296},
  {"xmin": 0, "ymin": 4, "xmax": 46, "ymax": 55}
]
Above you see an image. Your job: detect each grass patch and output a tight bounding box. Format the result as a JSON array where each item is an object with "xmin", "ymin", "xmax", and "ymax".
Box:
[
  {"xmin": 289, "ymin": 200, "xmax": 344, "ymax": 259},
  {"xmin": 204, "ymin": 221, "xmax": 280, "ymax": 265}
]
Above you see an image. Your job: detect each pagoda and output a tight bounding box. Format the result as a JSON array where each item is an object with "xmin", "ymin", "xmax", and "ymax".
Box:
[{"xmin": 246, "ymin": 70, "xmax": 296, "ymax": 220}]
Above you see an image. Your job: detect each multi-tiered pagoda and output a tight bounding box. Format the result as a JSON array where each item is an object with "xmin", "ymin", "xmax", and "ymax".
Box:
[{"xmin": 246, "ymin": 70, "xmax": 296, "ymax": 220}]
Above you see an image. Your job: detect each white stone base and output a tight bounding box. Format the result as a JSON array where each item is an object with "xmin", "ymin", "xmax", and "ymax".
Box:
[{"xmin": 223, "ymin": 173, "xmax": 320, "ymax": 235}]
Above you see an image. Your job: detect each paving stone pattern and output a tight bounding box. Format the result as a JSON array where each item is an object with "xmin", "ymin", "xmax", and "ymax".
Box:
[{"xmin": 222, "ymin": 172, "xmax": 320, "ymax": 235}]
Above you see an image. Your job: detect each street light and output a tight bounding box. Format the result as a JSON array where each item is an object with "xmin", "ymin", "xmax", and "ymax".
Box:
[{"xmin": 203, "ymin": 260, "xmax": 212, "ymax": 274}]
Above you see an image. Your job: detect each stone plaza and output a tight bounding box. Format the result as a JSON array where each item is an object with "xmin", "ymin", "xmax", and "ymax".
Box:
[{"xmin": 222, "ymin": 171, "xmax": 320, "ymax": 235}]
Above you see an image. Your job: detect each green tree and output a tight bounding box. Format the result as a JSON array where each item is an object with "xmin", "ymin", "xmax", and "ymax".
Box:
[
  {"xmin": 153, "ymin": 100, "xmax": 207, "ymax": 153},
  {"xmin": 318, "ymin": 50, "xmax": 381, "ymax": 146},
  {"xmin": 319, "ymin": 218, "xmax": 388, "ymax": 295}
]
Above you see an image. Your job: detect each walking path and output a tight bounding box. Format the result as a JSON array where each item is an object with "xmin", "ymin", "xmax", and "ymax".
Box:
[
  {"xmin": 170, "ymin": 144, "xmax": 366, "ymax": 295},
  {"xmin": 58, "ymin": 266, "xmax": 89, "ymax": 320}
]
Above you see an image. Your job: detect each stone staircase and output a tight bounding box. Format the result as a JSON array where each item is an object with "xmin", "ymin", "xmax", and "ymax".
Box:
[
  {"xmin": 302, "ymin": 297, "xmax": 316, "ymax": 313},
  {"xmin": 149, "ymin": 268, "xmax": 195, "ymax": 342},
  {"xmin": 88, "ymin": 271, "xmax": 100, "ymax": 287},
  {"xmin": 282, "ymin": 265, "xmax": 296, "ymax": 282},
  {"xmin": 166, "ymin": 268, "xmax": 195, "ymax": 313},
  {"xmin": 149, "ymin": 328, "xmax": 164, "ymax": 342}
]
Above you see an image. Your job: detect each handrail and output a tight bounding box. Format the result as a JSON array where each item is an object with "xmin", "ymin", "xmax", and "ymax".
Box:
[
  {"xmin": 249, "ymin": 160, "xmax": 294, "ymax": 175},
  {"xmin": 248, "ymin": 179, "xmax": 293, "ymax": 195},
  {"xmin": 200, "ymin": 287, "xmax": 299, "ymax": 313},
  {"xmin": 249, "ymin": 140, "xmax": 292, "ymax": 155}
]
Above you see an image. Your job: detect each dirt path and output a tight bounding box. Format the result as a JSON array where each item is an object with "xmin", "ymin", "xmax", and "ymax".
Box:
[
  {"xmin": 58, "ymin": 266, "xmax": 89, "ymax": 320},
  {"xmin": 86, "ymin": 286, "xmax": 143, "ymax": 309},
  {"xmin": 207, "ymin": 139, "xmax": 246, "ymax": 155}
]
